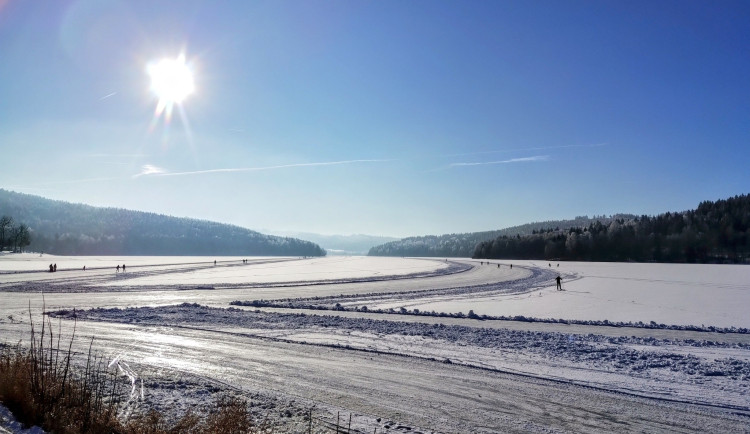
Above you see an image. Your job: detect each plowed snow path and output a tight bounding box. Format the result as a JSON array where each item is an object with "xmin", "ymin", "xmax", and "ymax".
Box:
[
  {"xmin": 1, "ymin": 319, "xmax": 746, "ymax": 433},
  {"xmin": 1, "ymin": 256, "xmax": 749, "ymax": 432}
]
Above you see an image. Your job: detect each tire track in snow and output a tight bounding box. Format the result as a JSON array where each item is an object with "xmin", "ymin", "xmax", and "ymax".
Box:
[{"xmin": 152, "ymin": 323, "xmax": 750, "ymax": 417}]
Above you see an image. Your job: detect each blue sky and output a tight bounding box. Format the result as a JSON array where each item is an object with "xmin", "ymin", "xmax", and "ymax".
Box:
[{"xmin": 1, "ymin": 1, "xmax": 748, "ymax": 237}]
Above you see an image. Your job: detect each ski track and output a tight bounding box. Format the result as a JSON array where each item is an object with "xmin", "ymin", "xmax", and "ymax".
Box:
[
  {"xmin": 1, "ymin": 257, "xmax": 750, "ymax": 432},
  {"xmin": 51, "ymin": 304, "xmax": 750, "ymax": 410},
  {"xmin": 0, "ymin": 259, "xmax": 471, "ymax": 293}
]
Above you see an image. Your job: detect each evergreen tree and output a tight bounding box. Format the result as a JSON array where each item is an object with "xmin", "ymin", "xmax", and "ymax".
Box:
[
  {"xmin": 472, "ymin": 194, "xmax": 750, "ymax": 264},
  {"xmin": 0, "ymin": 215, "xmax": 12, "ymax": 251}
]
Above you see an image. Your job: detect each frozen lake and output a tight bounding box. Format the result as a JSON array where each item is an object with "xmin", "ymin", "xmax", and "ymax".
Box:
[
  {"xmin": 3, "ymin": 254, "xmax": 748, "ymax": 327},
  {"xmin": 402, "ymin": 260, "xmax": 750, "ymax": 328},
  {"xmin": 1, "ymin": 254, "xmax": 749, "ymax": 432}
]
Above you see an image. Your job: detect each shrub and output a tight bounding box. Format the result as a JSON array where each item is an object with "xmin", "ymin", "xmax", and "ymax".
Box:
[{"xmin": 0, "ymin": 310, "xmax": 264, "ymax": 434}]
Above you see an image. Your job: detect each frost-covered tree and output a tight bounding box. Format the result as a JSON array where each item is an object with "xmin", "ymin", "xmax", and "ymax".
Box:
[
  {"xmin": 0, "ymin": 189, "xmax": 325, "ymax": 256},
  {"xmin": 473, "ymin": 194, "xmax": 750, "ymax": 263},
  {"xmin": 0, "ymin": 215, "xmax": 12, "ymax": 251},
  {"xmin": 11, "ymin": 223, "xmax": 30, "ymax": 252}
]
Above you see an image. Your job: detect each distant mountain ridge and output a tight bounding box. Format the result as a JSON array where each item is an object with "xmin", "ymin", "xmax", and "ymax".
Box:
[
  {"xmin": 0, "ymin": 189, "xmax": 325, "ymax": 256},
  {"xmin": 368, "ymin": 215, "xmax": 636, "ymax": 258}
]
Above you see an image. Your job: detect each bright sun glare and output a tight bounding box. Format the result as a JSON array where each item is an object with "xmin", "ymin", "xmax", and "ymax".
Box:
[
  {"xmin": 148, "ymin": 54, "xmax": 194, "ymax": 104},
  {"xmin": 147, "ymin": 54, "xmax": 194, "ymax": 125}
]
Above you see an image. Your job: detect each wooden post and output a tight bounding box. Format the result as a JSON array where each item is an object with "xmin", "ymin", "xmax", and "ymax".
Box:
[
  {"xmin": 348, "ymin": 413, "xmax": 352, "ymax": 433},
  {"xmin": 336, "ymin": 412, "xmax": 340, "ymax": 434},
  {"xmin": 308, "ymin": 408, "xmax": 312, "ymax": 434}
]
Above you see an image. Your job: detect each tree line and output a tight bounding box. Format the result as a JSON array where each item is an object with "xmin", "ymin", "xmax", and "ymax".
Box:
[
  {"xmin": 0, "ymin": 215, "xmax": 31, "ymax": 253},
  {"xmin": 474, "ymin": 194, "xmax": 750, "ymax": 263},
  {"xmin": 0, "ymin": 189, "xmax": 326, "ymax": 256},
  {"xmin": 368, "ymin": 215, "xmax": 634, "ymax": 258}
]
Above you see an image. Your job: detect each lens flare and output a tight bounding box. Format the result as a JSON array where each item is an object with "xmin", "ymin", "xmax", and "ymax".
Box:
[{"xmin": 147, "ymin": 54, "xmax": 194, "ymax": 123}]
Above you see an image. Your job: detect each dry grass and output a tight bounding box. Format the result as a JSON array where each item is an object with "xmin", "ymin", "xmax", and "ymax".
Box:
[{"xmin": 0, "ymin": 309, "xmax": 269, "ymax": 434}]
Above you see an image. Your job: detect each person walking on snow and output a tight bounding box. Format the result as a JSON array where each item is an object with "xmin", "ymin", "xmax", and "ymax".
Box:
[{"xmin": 555, "ymin": 275, "xmax": 562, "ymax": 291}]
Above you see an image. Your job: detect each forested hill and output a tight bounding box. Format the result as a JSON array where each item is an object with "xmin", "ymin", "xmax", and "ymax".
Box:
[
  {"xmin": 474, "ymin": 194, "xmax": 750, "ymax": 263},
  {"xmin": 0, "ymin": 189, "xmax": 325, "ymax": 256},
  {"xmin": 367, "ymin": 215, "xmax": 635, "ymax": 258}
]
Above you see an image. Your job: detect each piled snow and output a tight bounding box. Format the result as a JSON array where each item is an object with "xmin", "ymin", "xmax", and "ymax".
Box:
[{"xmin": 51, "ymin": 304, "xmax": 750, "ymax": 411}]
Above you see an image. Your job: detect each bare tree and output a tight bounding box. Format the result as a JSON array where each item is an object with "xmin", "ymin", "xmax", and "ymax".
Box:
[{"xmin": 11, "ymin": 223, "xmax": 30, "ymax": 253}]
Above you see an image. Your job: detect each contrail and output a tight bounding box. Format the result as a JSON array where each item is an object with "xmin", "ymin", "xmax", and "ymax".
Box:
[
  {"xmin": 449, "ymin": 155, "xmax": 550, "ymax": 167},
  {"xmin": 444, "ymin": 143, "xmax": 606, "ymax": 158},
  {"xmin": 136, "ymin": 159, "xmax": 391, "ymax": 178},
  {"xmin": 86, "ymin": 153, "xmax": 149, "ymax": 158},
  {"xmin": 99, "ymin": 92, "xmax": 117, "ymax": 101}
]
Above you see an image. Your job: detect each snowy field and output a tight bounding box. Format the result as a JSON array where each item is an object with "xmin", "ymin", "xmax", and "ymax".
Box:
[
  {"xmin": 0, "ymin": 254, "xmax": 459, "ymax": 289},
  {"xmin": 99, "ymin": 255, "xmax": 454, "ymax": 286},
  {"xmin": 0, "ymin": 253, "xmax": 258, "ymax": 271},
  {"xmin": 391, "ymin": 260, "xmax": 750, "ymax": 329},
  {"xmin": 1, "ymin": 254, "xmax": 750, "ymax": 432}
]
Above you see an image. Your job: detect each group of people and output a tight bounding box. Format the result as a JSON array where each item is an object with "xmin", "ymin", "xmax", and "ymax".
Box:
[
  {"xmin": 477, "ymin": 261, "xmax": 512, "ymax": 269},
  {"xmin": 48, "ymin": 263, "xmax": 132, "ymax": 273},
  {"xmin": 47, "ymin": 264, "xmax": 133, "ymax": 273},
  {"xmin": 475, "ymin": 259, "xmax": 563, "ymax": 288}
]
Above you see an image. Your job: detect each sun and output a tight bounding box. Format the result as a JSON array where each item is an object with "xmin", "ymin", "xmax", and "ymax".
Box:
[{"xmin": 147, "ymin": 54, "xmax": 194, "ymax": 121}]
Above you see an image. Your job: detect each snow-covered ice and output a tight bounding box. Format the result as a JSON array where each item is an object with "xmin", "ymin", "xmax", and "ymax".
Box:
[
  {"xmin": 402, "ymin": 260, "xmax": 750, "ymax": 328},
  {"xmin": 1, "ymin": 255, "xmax": 749, "ymax": 432}
]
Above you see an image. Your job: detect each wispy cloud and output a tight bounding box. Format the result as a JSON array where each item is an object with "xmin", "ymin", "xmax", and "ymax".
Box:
[
  {"xmin": 449, "ymin": 155, "xmax": 550, "ymax": 167},
  {"xmin": 133, "ymin": 164, "xmax": 167, "ymax": 178},
  {"xmin": 134, "ymin": 159, "xmax": 390, "ymax": 178},
  {"xmin": 444, "ymin": 143, "xmax": 606, "ymax": 158},
  {"xmin": 85, "ymin": 153, "xmax": 149, "ymax": 158}
]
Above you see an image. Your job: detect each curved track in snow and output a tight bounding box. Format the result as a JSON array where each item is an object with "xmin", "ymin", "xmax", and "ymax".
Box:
[{"xmin": 1, "ymin": 256, "xmax": 749, "ymax": 432}]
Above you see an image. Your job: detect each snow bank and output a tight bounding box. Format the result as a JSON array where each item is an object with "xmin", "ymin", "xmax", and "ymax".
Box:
[{"xmin": 51, "ymin": 303, "xmax": 750, "ymax": 410}]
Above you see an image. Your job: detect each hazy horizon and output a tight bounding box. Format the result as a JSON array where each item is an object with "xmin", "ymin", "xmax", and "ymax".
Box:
[
  {"xmin": 1, "ymin": 1, "xmax": 748, "ymax": 237},
  {"xmin": 2, "ymin": 186, "xmax": 649, "ymax": 240}
]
